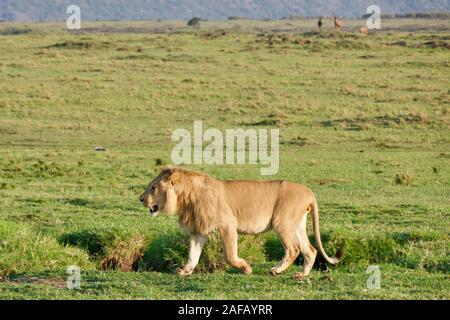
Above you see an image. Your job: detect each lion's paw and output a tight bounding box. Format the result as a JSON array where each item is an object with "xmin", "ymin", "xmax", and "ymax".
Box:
[
  {"xmin": 293, "ymin": 272, "xmax": 307, "ymax": 281},
  {"xmin": 242, "ymin": 265, "xmax": 252, "ymax": 275},
  {"xmin": 270, "ymin": 267, "xmax": 281, "ymax": 276},
  {"xmin": 176, "ymin": 267, "xmax": 193, "ymax": 276}
]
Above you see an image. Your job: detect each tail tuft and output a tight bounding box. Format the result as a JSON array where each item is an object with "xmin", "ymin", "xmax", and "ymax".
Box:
[{"xmin": 333, "ymin": 245, "xmax": 345, "ymax": 264}]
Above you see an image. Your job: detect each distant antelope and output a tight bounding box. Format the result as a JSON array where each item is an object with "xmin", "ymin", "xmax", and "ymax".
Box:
[
  {"xmin": 317, "ymin": 17, "xmax": 323, "ymax": 31},
  {"xmin": 359, "ymin": 26, "xmax": 368, "ymax": 34},
  {"xmin": 334, "ymin": 16, "xmax": 341, "ymax": 30}
]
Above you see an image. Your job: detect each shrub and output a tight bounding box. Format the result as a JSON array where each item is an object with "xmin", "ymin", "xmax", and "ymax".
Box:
[{"xmin": 187, "ymin": 17, "xmax": 202, "ymax": 27}]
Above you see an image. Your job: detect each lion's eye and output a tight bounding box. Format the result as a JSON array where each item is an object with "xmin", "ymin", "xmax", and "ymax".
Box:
[{"xmin": 150, "ymin": 186, "xmax": 155, "ymax": 192}]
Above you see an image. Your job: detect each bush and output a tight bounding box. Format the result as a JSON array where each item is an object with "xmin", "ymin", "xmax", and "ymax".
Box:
[{"xmin": 187, "ymin": 17, "xmax": 202, "ymax": 27}]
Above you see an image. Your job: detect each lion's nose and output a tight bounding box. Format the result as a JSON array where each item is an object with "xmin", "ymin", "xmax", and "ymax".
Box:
[{"xmin": 139, "ymin": 196, "xmax": 145, "ymax": 203}]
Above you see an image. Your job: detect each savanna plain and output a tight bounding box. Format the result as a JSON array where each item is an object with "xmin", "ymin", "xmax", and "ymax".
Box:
[{"xmin": 0, "ymin": 18, "xmax": 449, "ymax": 299}]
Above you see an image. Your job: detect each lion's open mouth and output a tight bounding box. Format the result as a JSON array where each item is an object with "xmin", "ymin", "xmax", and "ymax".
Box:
[{"xmin": 149, "ymin": 205, "xmax": 159, "ymax": 215}]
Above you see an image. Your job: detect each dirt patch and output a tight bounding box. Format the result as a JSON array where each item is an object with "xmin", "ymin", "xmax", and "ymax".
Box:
[{"xmin": 1, "ymin": 275, "xmax": 67, "ymax": 288}]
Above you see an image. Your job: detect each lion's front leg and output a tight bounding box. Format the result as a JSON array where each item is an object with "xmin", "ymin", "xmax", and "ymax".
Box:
[
  {"xmin": 219, "ymin": 225, "xmax": 252, "ymax": 275},
  {"xmin": 177, "ymin": 234, "xmax": 206, "ymax": 276}
]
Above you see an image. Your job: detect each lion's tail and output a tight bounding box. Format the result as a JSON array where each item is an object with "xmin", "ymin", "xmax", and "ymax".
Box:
[{"xmin": 310, "ymin": 195, "xmax": 343, "ymax": 265}]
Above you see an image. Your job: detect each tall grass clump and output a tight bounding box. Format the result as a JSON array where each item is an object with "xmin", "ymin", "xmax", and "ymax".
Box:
[
  {"xmin": 58, "ymin": 228, "xmax": 147, "ymax": 271},
  {"xmin": 0, "ymin": 221, "xmax": 93, "ymax": 276}
]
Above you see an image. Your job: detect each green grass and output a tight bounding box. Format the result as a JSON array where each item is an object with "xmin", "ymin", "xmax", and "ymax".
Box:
[{"xmin": 0, "ymin": 19, "xmax": 449, "ymax": 299}]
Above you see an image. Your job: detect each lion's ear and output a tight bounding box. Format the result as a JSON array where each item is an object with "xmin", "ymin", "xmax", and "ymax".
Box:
[
  {"xmin": 164, "ymin": 170, "xmax": 181, "ymax": 186},
  {"xmin": 159, "ymin": 165, "xmax": 175, "ymax": 175}
]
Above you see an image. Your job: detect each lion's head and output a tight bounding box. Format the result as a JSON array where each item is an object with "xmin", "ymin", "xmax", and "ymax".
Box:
[
  {"xmin": 139, "ymin": 167, "xmax": 216, "ymax": 234},
  {"xmin": 139, "ymin": 167, "xmax": 178, "ymax": 217}
]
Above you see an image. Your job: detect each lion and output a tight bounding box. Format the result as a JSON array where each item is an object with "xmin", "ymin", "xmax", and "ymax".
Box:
[{"xmin": 139, "ymin": 167, "xmax": 342, "ymax": 278}]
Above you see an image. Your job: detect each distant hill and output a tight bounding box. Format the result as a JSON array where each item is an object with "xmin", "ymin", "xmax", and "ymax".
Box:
[{"xmin": 1, "ymin": 0, "xmax": 449, "ymax": 21}]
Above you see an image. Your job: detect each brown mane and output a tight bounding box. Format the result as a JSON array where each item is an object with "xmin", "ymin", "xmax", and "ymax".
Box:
[{"xmin": 162, "ymin": 167, "xmax": 218, "ymax": 235}]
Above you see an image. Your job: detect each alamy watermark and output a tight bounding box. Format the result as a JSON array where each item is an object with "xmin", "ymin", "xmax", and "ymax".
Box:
[
  {"xmin": 366, "ymin": 5, "xmax": 381, "ymax": 30},
  {"xmin": 66, "ymin": 5, "xmax": 81, "ymax": 30},
  {"xmin": 366, "ymin": 265, "xmax": 381, "ymax": 289},
  {"xmin": 171, "ymin": 121, "xmax": 279, "ymax": 175},
  {"xmin": 66, "ymin": 265, "xmax": 81, "ymax": 289}
]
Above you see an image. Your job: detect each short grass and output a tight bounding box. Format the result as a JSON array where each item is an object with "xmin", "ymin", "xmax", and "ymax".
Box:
[{"xmin": 0, "ymin": 19, "xmax": 449, "ymax": 299}]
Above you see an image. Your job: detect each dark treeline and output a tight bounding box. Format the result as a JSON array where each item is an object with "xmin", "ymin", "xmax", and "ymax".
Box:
[
  {"xmin": 381, "ymin": 12, "xmax": 450, "ymax": 19},
  {"xmin": 285, "ymin": 12, "xmax": 450, "ymax": 20}
]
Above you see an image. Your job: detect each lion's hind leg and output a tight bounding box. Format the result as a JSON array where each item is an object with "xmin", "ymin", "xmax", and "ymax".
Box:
[
  {"xmin": 293, "ymin": 214, "xmax": 317, "ymax": 280},
  {"xmin": 270, "ymin": 221, "xmax": 301, "ymax": 275},
  {"xmin": 269, "ymin": 243, "xmax": 300, "ymax": 275}
]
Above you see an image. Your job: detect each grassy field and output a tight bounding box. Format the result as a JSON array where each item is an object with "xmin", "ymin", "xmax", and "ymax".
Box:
[{"xmin": 0, "ymin": 19, "xmax": 449, "ymax": 299}]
